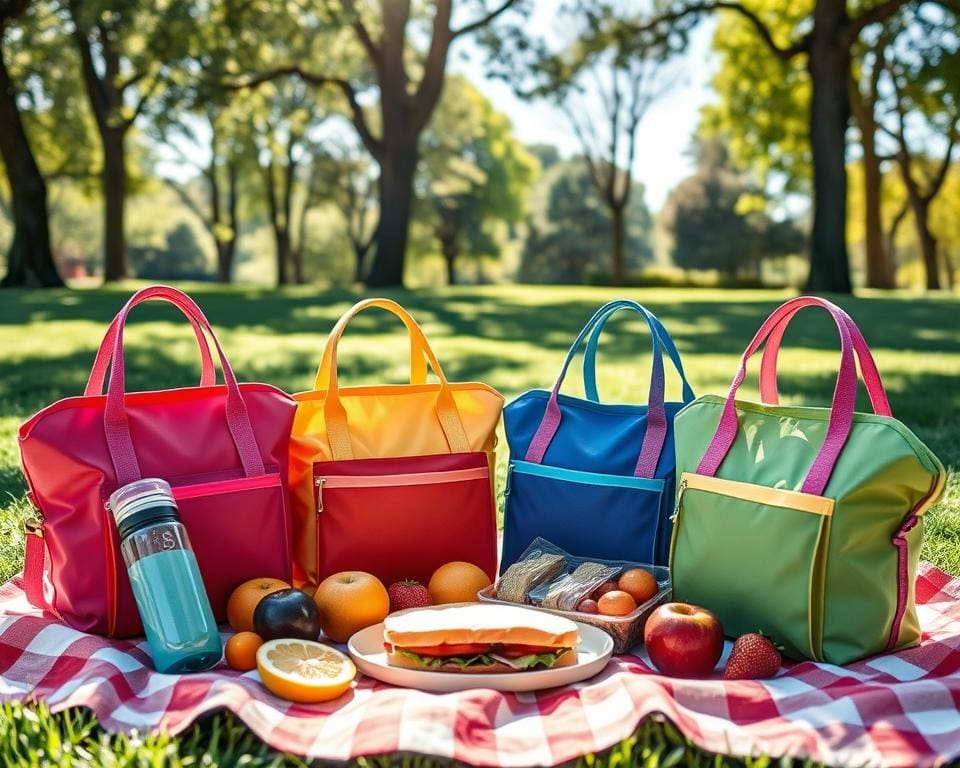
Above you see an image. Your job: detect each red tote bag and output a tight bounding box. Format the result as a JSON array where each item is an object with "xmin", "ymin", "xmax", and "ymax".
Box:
[{"xmin": 18, "ymin": 286, "xmax": 296, "ymax": 637}]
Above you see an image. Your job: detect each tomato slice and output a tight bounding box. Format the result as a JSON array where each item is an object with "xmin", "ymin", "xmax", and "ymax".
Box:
[
  {"xmin": 496, "ymin": 644, "xmax": 562, "ymax": 658},
  {"xmin": 402, "ymin": 643, "xmax": 491, "ymax": 657}
]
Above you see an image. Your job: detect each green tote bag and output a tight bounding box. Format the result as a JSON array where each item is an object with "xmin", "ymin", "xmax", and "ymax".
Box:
[{"xmin": 670, "ymin": 297, "xmax": 945, "ymax": 665}]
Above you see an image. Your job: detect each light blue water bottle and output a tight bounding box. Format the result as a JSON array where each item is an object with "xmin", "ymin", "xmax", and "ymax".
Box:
[{"xmin": 109, "ymin": 479, "xmax": 222, "ymax": 673}]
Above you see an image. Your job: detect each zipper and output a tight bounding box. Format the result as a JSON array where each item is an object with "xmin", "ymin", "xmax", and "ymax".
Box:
[
  {"xmin": 103, "ymin": 471, "xmax": 281, "ymax": 510},
  {"xmin": 671, "ymin": 477, "xmax": 688, "ymax": 523},
  {"xmin": 313, "ymin": 466, "xmax": 489, "ymax": 513},
  {"xmin": 504, "ymin": 464, "xmax": 515, "ymax": 497}
]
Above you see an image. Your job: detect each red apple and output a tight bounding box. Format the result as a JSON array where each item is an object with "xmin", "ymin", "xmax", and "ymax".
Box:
[
  {"xmin": 577, "ymin": 599, "xmax": 599, "ymax": 614},
  {"xmin": 643, "ymin": 602, "xmax": 724, "ymax": 677}
]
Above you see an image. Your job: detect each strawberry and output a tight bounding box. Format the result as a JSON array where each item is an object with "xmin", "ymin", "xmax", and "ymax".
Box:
[
  {"xmin": 722, "ymin": 633, "xmax": 782, "ymax": 680},
  {"xmin": 388, "ymin": 580, "xmax": 433, "ymax": 612}
]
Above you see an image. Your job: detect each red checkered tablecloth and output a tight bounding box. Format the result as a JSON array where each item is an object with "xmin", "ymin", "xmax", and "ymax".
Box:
[{"xmin": 2, "ymin": 563, "xmax": 960, "ymax": 767}]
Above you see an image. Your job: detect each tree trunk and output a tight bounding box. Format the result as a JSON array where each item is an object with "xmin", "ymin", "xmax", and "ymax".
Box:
[
  {"xmin": 367, "ymin": 141, "xmax": 418, "ymax": 288},
  {"xmin": 215, "ymin": 241, "xmax": 233, "ymax": 283},
  {"xmin": 610, "ymin": 204, "xmax": 626, "ymax": 286},
  {"xmin": 805, "ymin": 1, "xmax": 853, "ymax": 294},
  {"xmin": 101, "ymin": 127, "xmax": 127, "ymax": 281},
  {"xmin": 440, "ymin": 231, "xmax": 458, "ymax": 285},
  {"xmin": 860, "ymin": 125, "xmax": 894, "ymax": 288},
  {"xmin": 290, "ymin": 244, "xmax": 304, "ymax": 284},
  {"xmin": 274, "ymin": 226, "xmax": 290, "ymax": 286},
  {"xmin": 0, "ymin": 43, "xmax": 63, "ymax": 288},
  {"xmin": 354, "ymin": 242, "xmax": 370, "ymax": 283},
  {"xmin": 943, "ymin": 249, "xmax": 955, "ymax": 291},
  {"xmin": 909, "ymin": 197, "xmax": 941, "ymax": 291}
]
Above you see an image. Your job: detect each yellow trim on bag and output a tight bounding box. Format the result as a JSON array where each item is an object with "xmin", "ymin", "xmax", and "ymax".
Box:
[{"xmin": 680, "ymin": 472, "xmax": 835, "ymax": 517}]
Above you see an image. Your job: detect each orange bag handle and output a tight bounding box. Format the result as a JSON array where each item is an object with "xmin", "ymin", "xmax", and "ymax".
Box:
[{"xmin": 315, "ymin": 298, "xmax": 470, "ymax": 460}]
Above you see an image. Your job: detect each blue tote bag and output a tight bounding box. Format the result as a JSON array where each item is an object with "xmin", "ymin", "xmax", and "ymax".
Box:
[{"xmin": 501, "ymin": 300, "xmax": 695, "ymax": 572}]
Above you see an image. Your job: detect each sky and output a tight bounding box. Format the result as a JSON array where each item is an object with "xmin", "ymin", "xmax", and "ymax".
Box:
[{"xmin": 450, "ymin": 17, "xmax": 720, "ymax": 213}]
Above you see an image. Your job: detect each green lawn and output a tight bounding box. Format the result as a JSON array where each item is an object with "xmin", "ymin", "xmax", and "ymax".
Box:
[{"xmin": 1, "ymin": 284, "xmax": 959, "ymax": 767}]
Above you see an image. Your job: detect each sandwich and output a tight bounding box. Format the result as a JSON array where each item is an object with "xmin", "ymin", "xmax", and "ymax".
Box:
[{"xmin": 383, "ymin": 603, "xmax": 579, "ymax": 673}]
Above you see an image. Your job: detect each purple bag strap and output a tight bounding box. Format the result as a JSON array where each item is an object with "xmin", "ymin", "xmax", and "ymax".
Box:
[
  {"xmin": 524, "ymin": 301, "xmax": 668, "ymax": 479},
  {"xmin": 102, "ymin": 285, "xmax": 265, "ymax": 486},
  {"xmin": 758, "ymin": 303, "xmax": 892, "ymax": 416},
  {"xmin": 696, "ymin": 296, "xmax": 885, "ymax": 496}
]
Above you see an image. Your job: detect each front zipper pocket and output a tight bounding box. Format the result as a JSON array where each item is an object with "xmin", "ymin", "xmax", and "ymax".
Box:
[
  {"xmin": 500, "ymin": 460, "xmax": 666, "ymax": 573},
  {"xmin": 312, "ymin": 452, "xmax": 497, "ymax": 586},
  {"xmin": 105, "ymin": 469, "xmax": 292, "ymax": 636},
  {"xmin": 670, "ymin": 471, "xmax": 833, "ymax": 660},
  {"xmin": 315, "ymin": 466, "xmax": 489, "ymax": 513}
]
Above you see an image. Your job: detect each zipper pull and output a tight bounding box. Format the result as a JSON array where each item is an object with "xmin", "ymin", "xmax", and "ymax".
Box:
[
  {"xmin": 315, "ymin": 477, "xmax": 326, "ymax": 513},
  {"xmin": 504, "ymin": 464, "xmax": 515, "ymax": 497},
  {"xmin": 671, "ymin": 477, "xmax": 688, "ymax": 523}
]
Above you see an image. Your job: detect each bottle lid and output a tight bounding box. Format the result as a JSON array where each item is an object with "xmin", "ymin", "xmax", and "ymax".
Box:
[{"xmin": 109, "ymin": 478, "xmax": 179, "ymax": 539}]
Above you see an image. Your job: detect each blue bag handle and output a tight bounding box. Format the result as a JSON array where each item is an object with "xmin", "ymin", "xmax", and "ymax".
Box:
[
  {"xmin": 524, "ymin": 300, "xmax": 675, "ymax": 478},
  {"xmin": 583, "ymin": 301, "xmax": 695, "ymax": 404}
]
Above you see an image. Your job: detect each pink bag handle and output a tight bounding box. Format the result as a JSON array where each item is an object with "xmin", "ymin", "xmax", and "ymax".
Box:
[
  {"xmin": 85, "ymin": 302, "xmax": 216, "ymax": 395},
  {"xmin": 102, "ymin": 285, "xmax": 266, "ymax": 486},
  {"xmin": 758, "ymin": 305, "xmax": 892, "ymax": 416},
  {"xmin": 696, "ymin": 296, "xmax": 888, "ymax": 496}
]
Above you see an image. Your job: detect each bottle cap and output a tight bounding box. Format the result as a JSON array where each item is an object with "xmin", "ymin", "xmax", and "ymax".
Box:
[{"xmin": 109, "ymin": 478, "xmax": 179, "ymax": 539}]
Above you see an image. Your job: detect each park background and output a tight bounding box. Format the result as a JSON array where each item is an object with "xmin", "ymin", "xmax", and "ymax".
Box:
[{"xmin": 2, "ymin": 1, "xmax": 960, "ymax": 766}]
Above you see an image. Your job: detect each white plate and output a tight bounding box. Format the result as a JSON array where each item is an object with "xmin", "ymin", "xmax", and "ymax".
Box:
[{"xmin": 347, "ymin": 620, "xmax": 614, "ymax": 693}]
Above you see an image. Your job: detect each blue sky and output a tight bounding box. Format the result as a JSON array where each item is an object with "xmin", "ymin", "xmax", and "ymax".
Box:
[{"xmin": 452, "ymin": 18, "xmax": 719, "ymax": 213}]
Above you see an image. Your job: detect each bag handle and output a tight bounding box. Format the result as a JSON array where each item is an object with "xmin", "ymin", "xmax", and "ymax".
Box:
[
  {"xmin": 582, "ymin": 301, "xmax": 695, "ymax": 404},
  {"xmin": 86, "ymin": 300, "xmax": 216, "ymax": 395},
  {"xmin": 696, "ymin": 296, "xmax": 889, "ymax": 496},
  {"xmin": 103, "ymin": 285, "xmax": 266, "ymax": 486},
  {"xmin": 315, "ymin": 298, "xmax": 470, "ymax": 460},
  {"xmin": 524, "ymin": 300, "xmax": 671, "ymax": 478},
  {"xmin": 758, "ymin": 302, "xmax": 891, "ymax": 416}
]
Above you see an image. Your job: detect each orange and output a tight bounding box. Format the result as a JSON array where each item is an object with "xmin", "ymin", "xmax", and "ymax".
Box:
[
  {"xmin": 313, "ymin": 571, "xmax": 390, "ymax": 643},
  {"xmin": 598, "ymin": 590, "xmax": 638, "ymax": 617},
  {"xmin": 225, "ymin": 631, "xmax": 264, "ymax": 671},
  {"xmin": 617, "ymin": 568, "xmax": 658, "ymax": 605},
  {"xmin": 256, "ymin": 639, "xmax": 355, "ymax": 703},
  {"xmin": 227, "ymin": 577, "xmax": 291, "ymax": 632},
  {"xmin": 427, "ymin": 561, "xmax": 492, "ymax": 605}
]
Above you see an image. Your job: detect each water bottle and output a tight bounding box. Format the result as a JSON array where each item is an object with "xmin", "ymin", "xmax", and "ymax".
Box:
[{"xmin": 109, "ymin": 479, "xmax": 222, "ymax": 673}]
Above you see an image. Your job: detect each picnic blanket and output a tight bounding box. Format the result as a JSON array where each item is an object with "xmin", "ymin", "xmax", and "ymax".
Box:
[{"xmin": 2, "ymin": 563, "xmax": 960, "ymax": 768}]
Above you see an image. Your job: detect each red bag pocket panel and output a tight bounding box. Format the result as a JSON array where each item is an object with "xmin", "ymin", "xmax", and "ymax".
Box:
[
  {"xmin": 313, "ymin": 452, "xmax": 497, "ymax": 586},
  {"xmin": 110, "ymin": 470, "xmax": 292, "ymax": 636}
]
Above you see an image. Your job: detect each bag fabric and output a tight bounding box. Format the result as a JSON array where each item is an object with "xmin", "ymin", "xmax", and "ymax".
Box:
[
  {"xmin": 501, "ymin": 300, "xmax": 695, "ymax": 572},
  {"xmin": 18, "ymin": 286, "xmax": 296, "ymax": 638},
  {"xmin": 670, "ymin": 296, "xmax": 946, "ymax": 664},
  {"xmin": 288, "ymin": 298, "xmax": 503, "ymax": 588}
]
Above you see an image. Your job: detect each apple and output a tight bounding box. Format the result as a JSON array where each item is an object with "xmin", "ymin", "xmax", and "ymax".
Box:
[
  {"xmin": 577, "ymin": 598, "xmax": 599, "ymax": 614},
  {"xmin": 643, "ymin": 602, "xmax": 724, "ymax": 677}
]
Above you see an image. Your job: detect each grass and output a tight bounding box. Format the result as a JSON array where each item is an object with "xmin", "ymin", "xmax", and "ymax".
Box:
[{"xmin": 1, "ymin": 283, "xmax": 958, "ymax": 767}]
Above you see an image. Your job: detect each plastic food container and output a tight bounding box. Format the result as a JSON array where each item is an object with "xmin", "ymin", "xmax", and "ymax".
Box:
[{"xmin": 479, "ymin": 538, "xmax": 671, "ymax": 654}]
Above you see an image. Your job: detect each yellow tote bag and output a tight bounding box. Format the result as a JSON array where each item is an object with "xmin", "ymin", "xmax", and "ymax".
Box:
[{"xmin": 289, "ymin": 298, "xmax": 504, "ymax": 588}]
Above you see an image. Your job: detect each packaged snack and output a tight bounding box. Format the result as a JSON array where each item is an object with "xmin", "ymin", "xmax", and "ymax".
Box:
[
  {"xmin": 495, "ymin": 553, "xmax": 566, "ymax": 604},
  {"xmin": 537, "ymin": 561, "xmax": 620, "ymax": 611},
  {"xmin": 481, "ymin": 538, "xmax": 671, "ymax": 653}
]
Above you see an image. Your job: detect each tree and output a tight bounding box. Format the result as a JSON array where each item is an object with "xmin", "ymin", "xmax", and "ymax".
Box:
[
  {"xmin": 420, "ymin": 77, "xmax": 537, "ymax": 284},
  {"xmin": 633, "ymin": 0, "xmax": 921, "ymax": 293},
  {"xmin": 661, "ymin": 138, "xmax": 805, "ymax": 278},
  {"xmin": 65, "ymin": 0, "xmax": 194, "ymax": 281},
  {"xmin": 232, "ymin": 0, "xmax": 522, "ymax": 287},
  {"xmin": 0, "ymin": 0, "xmax": 63, "ymax": 287},
  {"xmin": 519, "ymin": 156, "xmax": 653, "ymax": 284},
  {"xmin": 850, "ymin": 26, "xmax": 897, "ymax": 287},
  {"xmin": 311, "ymin": 136, "xmax": 378, "ymax": 283},
  {"xmin": 157, "ymin": 108, "xmax": 249, "ymax": 283},
  {"xmin": 880, "ymin": 4, "xmax": 959, "ymax": 290},
  {"xmin": 248, "ymin": 81, "xmax": 323, "ymax": 286}
]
